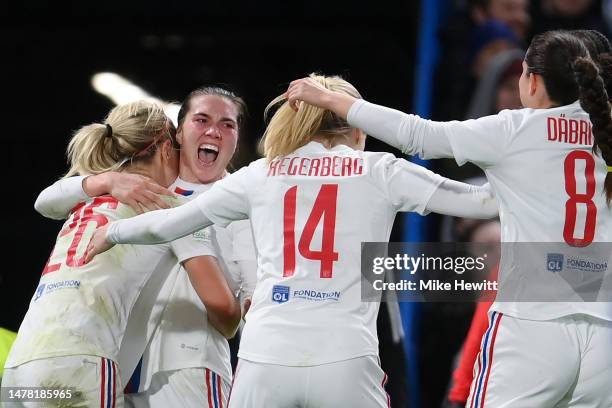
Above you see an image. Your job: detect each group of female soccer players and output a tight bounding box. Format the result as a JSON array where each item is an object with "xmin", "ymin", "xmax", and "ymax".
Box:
[{"xmin": 4, "ymin": 29, "xmax": 612, "ymax": 407}]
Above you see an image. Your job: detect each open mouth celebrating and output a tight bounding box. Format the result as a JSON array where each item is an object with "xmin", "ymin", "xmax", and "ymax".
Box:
[{"xmin": 198, "ymin": 144, "xmax": 219, "ymax": 166}]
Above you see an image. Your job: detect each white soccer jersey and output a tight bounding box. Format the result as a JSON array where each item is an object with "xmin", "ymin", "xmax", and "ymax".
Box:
[
  {"xmin": 196, "ymin": 141, "xmax": 445, "ymax": 366},
  {"xmin": 348, "ymin": 99, "xmax": 612, "ymax": 321},
  {"xmin": 122, "ymin": 177, "xmax": 257, "ymax": 389},
  {"xmin": 6, "ymin": 196, "xmax": 212, "ymax": 368}
]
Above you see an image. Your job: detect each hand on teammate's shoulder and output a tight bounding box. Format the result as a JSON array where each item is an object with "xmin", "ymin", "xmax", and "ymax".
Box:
[{"xmin": 87, "ymin": 172, "xmax": 174, "ymax": 214}]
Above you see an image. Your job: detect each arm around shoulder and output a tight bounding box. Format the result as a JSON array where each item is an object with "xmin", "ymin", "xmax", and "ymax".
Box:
[
  {"xmin": 34, "ymin": 176, "xmax": 89, "ymax": 220},
  {"xmin": 425, "ymin": 180, "xmax": 498, "ymax": 219}
]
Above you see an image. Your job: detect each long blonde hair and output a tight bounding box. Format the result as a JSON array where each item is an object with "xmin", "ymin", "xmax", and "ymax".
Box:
[
  {"xmin": 65, "ymin": 100, "xmax": 176, "ymax": 177},
  {"xmin": 262, "ymin": 74, "xmax": 362, "ymax": 160}
]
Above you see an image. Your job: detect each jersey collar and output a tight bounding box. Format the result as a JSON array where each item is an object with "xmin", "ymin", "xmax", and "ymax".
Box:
[
  {"xmin": 294, "ymin": 141, "xmax": 354, "ymax": 155},
  {"xmin": 170, "ymin": 176, "xmax": 216, "ymax": 196}
]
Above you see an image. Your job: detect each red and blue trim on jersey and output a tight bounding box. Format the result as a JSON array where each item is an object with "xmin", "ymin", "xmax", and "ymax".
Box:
[
  {"xmin": 205, "ymin": 368, "xmax": 224, "ymax": 408},
  {"xmin": 100, "ymin": 357, "xmax": 117, "ymax": 408},
  {"xmin": 469, "ymin": 311, "xmax": 503, "ymax": 408},
  {"xmin": 174, "ymin": 186, "xmax": 194, "ymax": 196}
]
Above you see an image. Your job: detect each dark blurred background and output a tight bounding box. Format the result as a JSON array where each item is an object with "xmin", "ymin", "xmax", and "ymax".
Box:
[
  {"xmin": 2, "ymin": 0, "xmax": 418, "ymax": 327},
  {"xmin": 2, "ymin": 0, "xmax": 611, "ymax": 407}
]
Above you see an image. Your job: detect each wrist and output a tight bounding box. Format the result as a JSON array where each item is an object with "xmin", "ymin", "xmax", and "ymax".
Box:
[
  {"xmin": 325, "ymin": 92, "xmax": 356, "ymax": 120},
  {"xmin": 105, "ymin": 222, "xmax": 117, "ymax": 244},
  {"xmin": 322, "ymin": 90, "xmax": 342, "ymax": 111},
  {"xmin": 83, "ymin": 172, "xmax": 113, "ymax": 197}
]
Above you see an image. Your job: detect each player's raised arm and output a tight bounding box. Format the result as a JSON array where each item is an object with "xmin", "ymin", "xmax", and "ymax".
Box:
[
  {"xmin": 85, "ymin": 165, "xmax": 251, "ymax": 261},
  {"xmin": 34, "ymin": 172, "xmax": 173, "ymax": 220},
  {"xmin": 34, "ymin": 176, "xmax": 89, "ymax": 219},
  {"xmin": 287, "ymin": 77, "xmax": 510, "ymax": 169},
  {"xmin": 286, "ymin": 76, "xmax": 357, "ymax": 118},
  {"xmin": 425, "ymin": 180, "xmax": 498, "ymax": 219},
  {"xmin": 84, "ymin": 200, "xmax": 212, "ymax": 262},
  {"xmin": 375, "ymin": 155, "xmax": 498, "ymax": 219}
]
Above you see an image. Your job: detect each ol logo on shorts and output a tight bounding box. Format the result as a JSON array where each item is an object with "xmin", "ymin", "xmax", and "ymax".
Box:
[{"xmin": 272, "ymin": 285, "xmax": 290, "ymax": 304}]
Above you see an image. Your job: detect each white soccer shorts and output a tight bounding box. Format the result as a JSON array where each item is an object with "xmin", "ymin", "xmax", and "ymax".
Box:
[
  {"xmin": 228, "ymin": 355, "xmax": 391, "ymax": 408},
  {"xmin": 125, "ymin": 367, "xmax": 230, "ymax": 408},
  {"xmin": 2, "ymin": 355, "xmax": 122, "ymax": 408},
  {"xmin": 467, "ymin": 311, "xmax": 612, "ymax": 408}
]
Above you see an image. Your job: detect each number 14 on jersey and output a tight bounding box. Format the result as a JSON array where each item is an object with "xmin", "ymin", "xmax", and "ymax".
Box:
[{"xmin": 283, "ymin": 184, "xmax": 339, "ymax": 278}]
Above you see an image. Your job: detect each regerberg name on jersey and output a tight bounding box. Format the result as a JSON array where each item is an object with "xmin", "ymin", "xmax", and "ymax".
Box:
[{"xmin": 197, "ymin": 141, "xmax": 445, "ymax": 365}]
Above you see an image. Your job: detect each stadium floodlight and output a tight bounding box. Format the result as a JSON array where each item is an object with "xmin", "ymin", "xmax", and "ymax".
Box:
[
  {"xmin": 91, "ymin": 72, "xmax": 178, "ymax": 126},
  {"xmin": 91, "ymin": 72, "xmax": 156, "ymax": 105},
  {"xmin": 164, "ymin": 103, "xmax": 180, "ymax": 126}
]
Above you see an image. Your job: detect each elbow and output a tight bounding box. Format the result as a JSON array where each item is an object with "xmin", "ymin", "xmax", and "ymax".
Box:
[
  {"xmin": 209, "ymin": 299, "xmax": 241, "ymax": 339},
  {"xmin": 472, "ymin": 203, "xmax": 499, "ymax": 220},
  {"xmin": 483, "ymin": 197, "xmax": 499, "ymax": 219},
  {"xmin": 34, "ymin": 195, "xmax": 60, "ymax": 220},
  {"xmin": 33, "ymin": 195, "xmax": 46, "ymax": 216},
  {"xmin": 485, "ymin": 208, "xmax": 499, "ymax": 219},
  {"xmin": 219, "ymin": 322, "xmax": 240, "ymax": 339},
  {"xmin": 220, "ymin": 302, "xmax": 242, "ymax": 339},
  {"xmin": 147, "ymin": 222, "xmax": 171, "ymax": 244}
]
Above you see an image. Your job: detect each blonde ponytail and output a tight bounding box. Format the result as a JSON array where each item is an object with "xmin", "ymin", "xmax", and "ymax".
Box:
[
  {"xmin": 262, "ymin": 74, "xmax": 361, "ymax": 160},
  {"xmin": 65, "ymin": 100, "xmax": 176, "ymax": 177}
]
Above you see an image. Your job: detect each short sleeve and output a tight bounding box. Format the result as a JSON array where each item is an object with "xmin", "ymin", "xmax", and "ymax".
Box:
[
  {"xmin": 442, "ymin": 111, "xmax": 512, "ymax": 168},
  {"xmin": 170, "ymin": 226, "xmax": 218, "ymax": 264},
  {"xmin": 373, "ymin": 154, "xmax": 445, "ymax": 215},
  {"xmin": 196, "ymin": 166, "xmax": 250, "ymax": 228}
]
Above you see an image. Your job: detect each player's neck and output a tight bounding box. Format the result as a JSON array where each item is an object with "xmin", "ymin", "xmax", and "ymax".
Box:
[
  {"xmin": 310, "ymin": 134, "xmax": 354, "ymax": 150},
  {"xmin": 528, "ymin": 89, "xmax": 556, "ymax": 109},
  {"xmin": 122, "ymin": 164, "xmax": 167, "ymax": 187},
  {"xmin": 178, "ymin": 164, "xmax": 200, "ymax": 183},
  {"xmin": 123, "ymin": 165, "xmax": 151, "ymax": 179}
]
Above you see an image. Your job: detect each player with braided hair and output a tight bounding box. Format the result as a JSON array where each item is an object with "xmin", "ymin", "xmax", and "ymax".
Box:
[
  {"xmin": 574, "ymin": 56, "xmax": 612, "ymax": 203},
  {"xmin": 442, "ymin": 33, "xmax": 612, "ymax": 408},
  {"xmin": 573, "ymin": 30, "xmax": 612, "ymax": 96},
  {"xmin": 286, "ymin": 30, "xmax": 612, "ymax": 407}
]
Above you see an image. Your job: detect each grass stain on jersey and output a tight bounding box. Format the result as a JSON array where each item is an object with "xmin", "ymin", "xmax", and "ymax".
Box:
[
  {"xmin": 40, "ymin": 378, "xmax": 86, "ymax": 407},
  {"xmin": 91, "ymin": 294, "xmax": 116, "ymax": 326}
]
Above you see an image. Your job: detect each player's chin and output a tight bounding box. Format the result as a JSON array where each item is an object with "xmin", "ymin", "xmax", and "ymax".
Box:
[{"xmin": 194, "ymin": 163, "xmax": 224, "ymax": 184}]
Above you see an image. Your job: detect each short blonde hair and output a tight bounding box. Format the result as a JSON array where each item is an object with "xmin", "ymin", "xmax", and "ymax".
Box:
[
  {"xmin": 262, "ymin": 74, "xmax": 361, "ymax": 160},
  {"xmin": 65, "ymin": 100, "xmax": 176, "ymax": 177}
]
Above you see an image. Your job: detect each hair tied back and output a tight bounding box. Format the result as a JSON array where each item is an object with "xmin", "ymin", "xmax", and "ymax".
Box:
[{"xmin": 105, "ymin": 123, "xmax": 113, "ymax": 138}]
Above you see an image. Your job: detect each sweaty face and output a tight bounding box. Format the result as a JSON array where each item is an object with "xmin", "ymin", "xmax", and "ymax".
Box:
[{"xmin": 177, "ymin": 95, "xmax": 239, "ymax": 184}]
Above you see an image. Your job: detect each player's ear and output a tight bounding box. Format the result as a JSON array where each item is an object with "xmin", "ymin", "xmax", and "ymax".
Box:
[
  {"xmin": 160, "ymin": 139, "xmax": 174, "ymax": 161},
  {"xmin": 352, "ymin": 128, "xmax": 367, "ymax": 151},
  {"xmin": 176, "ymin": 125, "xmax": 184, "ymax": 146},
  {"xmin": 529, "ymin": 72, "xmax": 539, "ymax": 97}
]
